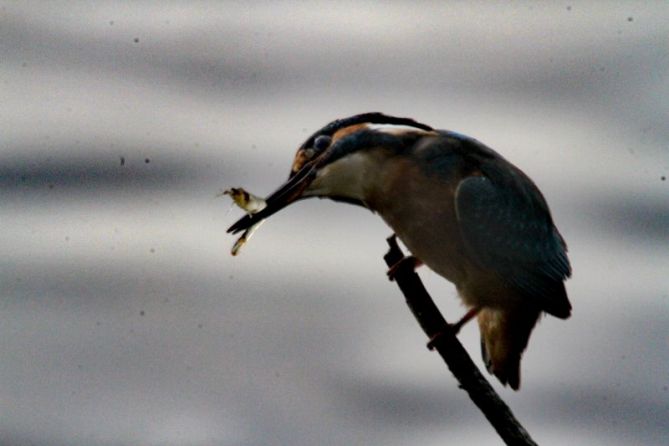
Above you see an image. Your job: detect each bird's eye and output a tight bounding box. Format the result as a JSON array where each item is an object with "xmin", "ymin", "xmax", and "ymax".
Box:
[{"xmin": 313, "ymin": 135, "xmax": 331, "ymax": 151}]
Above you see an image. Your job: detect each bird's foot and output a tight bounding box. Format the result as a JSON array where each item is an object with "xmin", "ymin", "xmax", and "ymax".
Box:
[
  {"xmin": 386, "ymin": 255, "xmax": 423, "ymax": 281},
  {"xmin": 426, "ymin": 307, "xmax": 481, "ymax": 350},
  {"xmin": 452, "ymin": 307, "xmax": 481, "ymax": 332}
]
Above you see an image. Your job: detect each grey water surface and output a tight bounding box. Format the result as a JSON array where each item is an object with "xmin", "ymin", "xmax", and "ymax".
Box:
[{"xmin": 1, "ymin": 2, "xmax": 667, "ymax": 445}]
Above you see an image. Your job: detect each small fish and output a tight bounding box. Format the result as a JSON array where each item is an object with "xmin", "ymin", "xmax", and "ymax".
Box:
[{"xmin": 223, "ymin": 188, "xmax": 266, "ymax": 256}]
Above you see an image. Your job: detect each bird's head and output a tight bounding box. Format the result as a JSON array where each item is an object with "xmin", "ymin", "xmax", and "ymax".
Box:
[{"xmin": 227, "ymin": 112, "xmax": 435, "ymax": 235}]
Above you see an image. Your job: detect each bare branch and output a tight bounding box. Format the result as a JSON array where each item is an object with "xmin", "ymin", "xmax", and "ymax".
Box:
[{"xmin": 384, "ymin": 235, "xmax": 538, "ymax": 446}]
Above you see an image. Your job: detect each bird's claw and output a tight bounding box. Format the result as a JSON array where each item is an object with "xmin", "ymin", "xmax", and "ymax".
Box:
[
  {"xmin": 426, "ymin": 307, "xmax": 481, "ymax": 350},
  {"xmin": 427, "ymin": 330, "xmax": 447, "ymax": 350},
  {"xmin": 426, "ymin": 325, "xmax": 459, "ymax": 350},
  {"xmin": 386, "ymin": 255, "xmax": 423, "ymax": 281}
]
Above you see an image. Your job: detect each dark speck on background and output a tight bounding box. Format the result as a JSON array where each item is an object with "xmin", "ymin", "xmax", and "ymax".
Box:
[
  {"xmin": 144, "ymin": 158, "xmax": 150, "ymax": 164},
  {"xmin": 120, "ymin": 156, "xmax": 125, "ymax": 166},
  {"xmin": 627, "ymin": 17, "xmax": 634, "ymax": 22}
]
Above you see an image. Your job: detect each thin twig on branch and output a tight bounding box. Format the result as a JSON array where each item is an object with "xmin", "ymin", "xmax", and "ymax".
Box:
[{"xmin": 384, "ymin": 235, "xmax": 538, "ymax": 446}]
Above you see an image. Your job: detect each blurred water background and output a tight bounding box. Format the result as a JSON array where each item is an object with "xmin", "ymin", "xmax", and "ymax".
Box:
[{"xmin": 1, "ymin": 2, "xmax": 668, "ymax": 445}]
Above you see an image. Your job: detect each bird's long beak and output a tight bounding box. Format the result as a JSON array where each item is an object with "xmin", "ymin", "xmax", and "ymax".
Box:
[{"xmin": 226, "ymin": 162, "xmax": 318, "ymax": 235}]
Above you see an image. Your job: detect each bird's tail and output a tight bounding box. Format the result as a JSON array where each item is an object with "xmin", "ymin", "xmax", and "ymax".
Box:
[{"xmin": 477, "ymin": 306, "xmax": 541, "ymax": 390}]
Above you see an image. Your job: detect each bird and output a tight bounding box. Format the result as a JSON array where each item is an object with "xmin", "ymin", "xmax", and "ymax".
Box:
[{"xmin": 228, "ymin": 112, "xmax": 572, "ymax": 390}]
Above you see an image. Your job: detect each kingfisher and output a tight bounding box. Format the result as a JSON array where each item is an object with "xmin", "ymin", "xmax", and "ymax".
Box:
[{"xmin": 228, "ymin": 112, "xmax": 572, "ymax": 390}]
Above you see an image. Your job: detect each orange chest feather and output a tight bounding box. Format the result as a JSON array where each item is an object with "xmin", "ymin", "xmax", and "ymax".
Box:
[{"xmin": 368, "ymin": 157, "xmax": 473, "ymax": 284}]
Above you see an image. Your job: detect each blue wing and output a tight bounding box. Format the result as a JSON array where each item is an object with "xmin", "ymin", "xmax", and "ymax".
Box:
[{"xmin": 454, "ymin": 168, "xmax": 571, "ymax": 318}]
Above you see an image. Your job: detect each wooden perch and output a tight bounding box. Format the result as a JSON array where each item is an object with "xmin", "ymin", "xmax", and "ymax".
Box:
[{"xmin": 384, "ymin": 235, "xmax": 538, "ymax": 446}]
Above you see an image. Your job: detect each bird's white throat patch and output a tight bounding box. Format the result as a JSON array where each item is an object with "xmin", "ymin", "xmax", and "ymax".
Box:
[{"xmin": 305, "ymin": 151, "xmax": 376, "ymax": 203}]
